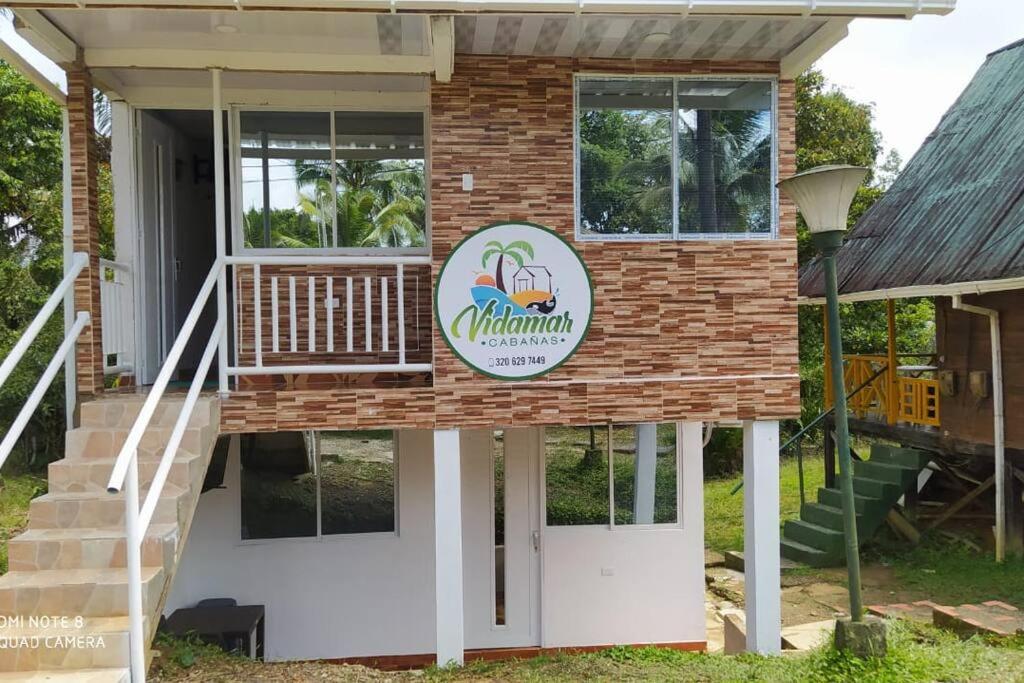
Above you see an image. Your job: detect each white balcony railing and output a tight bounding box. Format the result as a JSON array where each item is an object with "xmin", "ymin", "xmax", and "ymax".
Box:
[{"xmin": 226, "ymin": 254, "xmax": 432, "ymax": 377}]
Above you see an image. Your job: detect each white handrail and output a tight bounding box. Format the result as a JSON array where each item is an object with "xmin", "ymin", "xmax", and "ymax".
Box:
[
  {"xmin": 0, "ymin": 252, "xmax": 87, "ymax": 390},
  {"xmin": 0, "ymin": 311, "xmax": 90, "ymax": 471},
  {"xmin": 138, "ymin": 318, "xmax": 224, "ymax": 532},
  {"xmin": 106, "ymin": 261, "xmax": 221, "ymax": 493}
]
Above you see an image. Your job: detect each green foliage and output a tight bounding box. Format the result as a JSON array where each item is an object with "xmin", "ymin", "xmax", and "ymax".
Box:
[{"xmin": 0, "ymin": 472, "xmax": 46, "ymax": 574}]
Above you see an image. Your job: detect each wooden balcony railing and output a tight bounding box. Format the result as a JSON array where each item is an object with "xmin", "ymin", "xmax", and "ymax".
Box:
[{"xmin": 838, "ymin": 354, "xmax": 940, "ymax": 428}]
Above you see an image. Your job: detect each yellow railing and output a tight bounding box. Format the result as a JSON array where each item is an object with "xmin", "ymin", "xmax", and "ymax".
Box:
[{"xmin": 840, "ymin": 354, "xmax": 940, "ymax": 428}]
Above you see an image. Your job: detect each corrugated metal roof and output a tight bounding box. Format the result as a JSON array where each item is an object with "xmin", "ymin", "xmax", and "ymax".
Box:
[{"xmin": 799, "ymin": 38, "xmax": 1024, "ymax": 299}]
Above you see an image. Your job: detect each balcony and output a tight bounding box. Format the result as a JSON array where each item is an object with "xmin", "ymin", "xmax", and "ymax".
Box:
[{"xmin": 839, "ymin": 354, "xmax": 940, "ymax": 428}]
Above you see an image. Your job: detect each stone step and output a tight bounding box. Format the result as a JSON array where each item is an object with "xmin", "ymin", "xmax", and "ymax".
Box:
[
  {"xmin": 0, "ymin": 669, "xmax": 129, "ymax": 682},
  {"xmin": 0, "ymin": 567, "xmax": 164, "ymax": 618},
  {"xmin": 80, "ymin": 396, "xmax": 217, "ymax": 430},
  {"xmin": 28, "ymin": 487, "xmax": 189, "ymax": 531},
  {"xmin": 48, "ymin": 452, "xmax": 206, "ymax": 495},
  {"xmin": 0, "ymin": 616, "xmax": 148, "ymax": 672},
  {"xmin": 64, "ymin": 423, "xmax": 215, "ymax": 462},
  {"xmin": 852, "ymin": 476, "xmax": 901, "ymax": 500},
  {"xmin": 7, "ymin": 525, "xmax": 178, "ymax": 573},
  {"xmin": 817, "ymin": 487, "xmax": 876, "ymax": 514},
  {"xmin": 799, "ymin": 502, "xmax": 871, "ymax": 535},
  {"xmin": 869, "ymin": 444, "xmax": 930, "ymax": 470}
]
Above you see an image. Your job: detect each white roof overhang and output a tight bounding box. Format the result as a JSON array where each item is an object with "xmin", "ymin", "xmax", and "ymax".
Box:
[{"xmin": 2, "ymin": 1, "xmax": 954, "ymax": 105}]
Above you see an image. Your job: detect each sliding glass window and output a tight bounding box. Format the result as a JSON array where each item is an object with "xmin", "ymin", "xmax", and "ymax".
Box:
[
  {"xmin": 239, "ymin": 109, "xmax": 426, "ymax": 250},
  {"xmin": 576, "ymin": 76, "xmax": 776, "ymax": 239}
]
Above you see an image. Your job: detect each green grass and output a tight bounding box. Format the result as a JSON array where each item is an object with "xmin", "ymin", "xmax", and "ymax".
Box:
[
  {"xmin": 0, "ymin": 472, "xmax": 47, "ymax": 575},
  {"xmin": 705, "ymin": 453, "xmax": 825, "ymax": 553},
  {"xmin": 423, "ymin": 620, "xmax": 1024, "ymax": 682}
]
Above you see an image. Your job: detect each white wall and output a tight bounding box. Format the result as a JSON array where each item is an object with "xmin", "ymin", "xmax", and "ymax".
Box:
[
  {"xmin": 540, "ymin": 424, "xmax": 706, "ymax": 648},
  {"xmin": 165, "ymin": 430, "xmax": 437, "ymax": 661}
]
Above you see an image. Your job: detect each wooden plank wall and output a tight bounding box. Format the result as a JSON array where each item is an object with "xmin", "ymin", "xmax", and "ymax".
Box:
[{"xmin": 936, "ymin": 291, "xmax": 1024, "ymax": 450}]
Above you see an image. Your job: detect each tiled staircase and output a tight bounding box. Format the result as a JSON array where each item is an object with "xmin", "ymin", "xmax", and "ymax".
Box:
[
  {"xmin": 781, "ymin": 444, "xmax": 930, "ymax": 567},
  {"xmin": 0, "ymin": 395, "xmax": 219, "ymax": 681}
]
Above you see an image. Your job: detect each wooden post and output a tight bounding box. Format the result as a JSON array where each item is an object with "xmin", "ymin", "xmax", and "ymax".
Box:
[
  {"xmin": 823, "ymin": 305, "xmax": 833, "ymax": 410},
  {"xmin": 886, "ymin": 299, "xmax": 899, "ymax": 425},
  {"xmin": 66, "ymin": 61, "xmax": 104, "ymax": 397}
]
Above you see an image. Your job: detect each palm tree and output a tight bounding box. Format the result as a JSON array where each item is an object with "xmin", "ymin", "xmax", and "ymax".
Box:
[
  {"xmin": 480, "ymin": 240, "xmax": 534, "ymax": 293},
  {"xmin": 361, "ymin": 194, "xmax": 426, "ymax": 248}
]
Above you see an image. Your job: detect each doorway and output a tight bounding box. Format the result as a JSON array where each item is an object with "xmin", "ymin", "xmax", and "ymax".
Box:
[
  {"xmin": 462, "ymin": 429, "xmax": 542, "ymax": 650},
  {"xmin": 135, "ymin": 109, "xmax": 222, "ymax": 384}
]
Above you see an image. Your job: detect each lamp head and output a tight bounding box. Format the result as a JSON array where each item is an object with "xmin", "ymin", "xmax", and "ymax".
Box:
[{"xmin": 777, "ymin": 165, "xmax": 868, "ymax": 251}]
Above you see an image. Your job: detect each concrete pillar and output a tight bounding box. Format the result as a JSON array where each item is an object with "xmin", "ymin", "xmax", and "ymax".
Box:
[
  {"xmin": 433, "ymin": 429, "xmax": 464, "ymax": 666},
  {"xmin": 66, "ymin": 62, "xmax": 104, "ymax": 397},
  {"xmin": 743, "ymin": 420, "xmax": 781, "ymax": 654},
  {"xmin": 633, "ymin": 423, "xmax": 657, "ymax": 524}
]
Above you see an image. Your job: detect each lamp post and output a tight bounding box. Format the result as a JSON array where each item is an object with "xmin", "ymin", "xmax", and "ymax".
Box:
[{"xmin": 779, "ymin": 166, "xmax": 885, "ymax": 654}]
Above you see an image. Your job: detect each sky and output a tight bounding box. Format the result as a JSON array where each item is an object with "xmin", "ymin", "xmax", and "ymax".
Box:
[
  {"xmin": 4, "ymin": 0, "xmax": 1023, "ymax": 166},
  {"xmin": 817, "ymin": 0, "xmax": 1024, "ymax": 163}
]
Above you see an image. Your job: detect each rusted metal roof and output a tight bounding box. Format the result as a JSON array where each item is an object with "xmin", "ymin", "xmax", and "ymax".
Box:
[{"xmin": 799, "ymin": 38, "xmax": 1024, "ymax": 300}]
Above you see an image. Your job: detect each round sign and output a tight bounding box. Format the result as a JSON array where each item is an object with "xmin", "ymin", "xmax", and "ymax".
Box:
[{"xmin": 435, "ymin": 222, "xmax": 594, "ymax": 380}]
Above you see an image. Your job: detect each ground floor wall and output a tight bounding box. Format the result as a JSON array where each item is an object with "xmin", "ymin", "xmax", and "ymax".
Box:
[{"xmin": 166, "ymin": 425, "xmax": 707, "ymax": 661}]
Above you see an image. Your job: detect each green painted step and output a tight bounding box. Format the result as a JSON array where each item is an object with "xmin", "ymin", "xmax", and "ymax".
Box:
[
  {"xmin": 781, "ymin": 538, "xmax": 832, "ymax": 567},
  {"xmin": 781, "ymin": 444, "xmax": 931, "ymax": 567}
]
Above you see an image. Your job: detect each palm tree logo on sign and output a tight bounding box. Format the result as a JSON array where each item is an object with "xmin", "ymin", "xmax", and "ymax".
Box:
[{"xmin": 435, "ymin": 222, "xmax": 594, "ymax": 381}]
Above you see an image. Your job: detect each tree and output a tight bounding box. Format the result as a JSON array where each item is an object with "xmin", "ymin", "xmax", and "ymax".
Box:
[{"xmin": 794, "ymin": 69, "xmax": 932, "ymax": 426}]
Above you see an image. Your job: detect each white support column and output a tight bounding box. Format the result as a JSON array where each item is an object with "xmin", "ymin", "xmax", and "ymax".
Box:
[
  {"xmin": 433, "ymin": 429, "xmax": 464, "ymax": 667},
  {"xmin": 211, "ymin": 68, "xmax": 229, "ymax": 394},
  {"xmin": 633, "ymin": 423, "xmax": 657, "ymax": 524},
  {"xmin": 680, "ymin": 421, "xmax": 706, "ymax": 641},
  {"xmin": 743, "ymin": 420, "xmax": 781, "ymax": 655}
]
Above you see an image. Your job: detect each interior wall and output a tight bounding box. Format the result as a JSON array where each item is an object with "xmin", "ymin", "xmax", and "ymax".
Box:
[{"xmin": 166, "ymin": 430, "xmax": 438, "ymax": 661}]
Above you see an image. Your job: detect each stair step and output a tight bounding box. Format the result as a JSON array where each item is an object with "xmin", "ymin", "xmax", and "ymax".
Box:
[
  {"xmin": 0, "ymin": 669, "xmax": 130, "ymax": 682},
  {"xmin": 48, "ymin": 452, "xmax": 206, "ymax": 495},
  {"xmin": 855, "ymin": 460, "xmax": 918, "ymax": 487},
  {"xmin": 784, "ymin": 520, "xmax": 844, "ymax": 553},
  {"xmin": 81, "ymin": 396, "xmax": 217, "ymax": 429},
  {"xmin": 0, "ymin": 616, "xmax": 147, "ymax": 672},
  {"xmin": 852, "ymin": 476, "xmax": 902, "ymax": 500},
  {"xmin": 817, "ymin": 487, "xmax": 877, "ymax": 513},
  {"xmin": 64, "ymin": 424, "xmax": 215, "ymax": 462},
  {"xmin": 28, "ymin": 487, "xmax": 188, "ymax": 531},
  {"xmin": 781, "ymin": 538, "xmax": 835, "ymax": 567},
  {"xmin": 7, "ymin": 525, "xmax": 178, "ymax": 573},
  {"xmin": 869, "ymin": 444, "xmax": 930, "ymax": 469},
  {"xmin": 0, "ymin": 567, "xmax": 164, "ymax": 617},
  {"xmin": 800, "ymin": 502, "xmax": 872, "ymax": 534}
]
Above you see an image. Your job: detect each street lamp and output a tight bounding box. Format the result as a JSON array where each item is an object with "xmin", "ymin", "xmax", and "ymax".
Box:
[{"xmin": 779, "ymin": 165, "xmax": 886, "ymax": 656}]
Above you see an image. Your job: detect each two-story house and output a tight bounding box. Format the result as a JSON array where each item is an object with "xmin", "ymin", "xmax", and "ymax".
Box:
[{"xmin": 0, "ymin": 1, "xmax": 953, "ymax": 679}]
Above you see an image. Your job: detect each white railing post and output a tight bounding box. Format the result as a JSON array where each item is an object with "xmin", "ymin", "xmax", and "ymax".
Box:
[
  {"xmin": 253, "ymin": 264, "xmax": 262, "ymax": 368},
  {"xmin": 212, "ymin": 68, "xmax": 229, "ymax": 395},
  {"xmin": 397, "ymin": 264, "xmax": 406, "ymax": 365},
  {"xmin": 124, "ymin": 454, "xmax": 146, "ymax": 683}
]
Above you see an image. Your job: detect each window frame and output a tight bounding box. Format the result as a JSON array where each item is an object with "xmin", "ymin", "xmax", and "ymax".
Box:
[
  {"xmin": 573, "ymin": 73, "xmax": 780, "ymax": 242},
  {"xmin": 542, "ymin": 423, "xmax": 684, "ymax": 532},
  {"xmin": 237, "ymin": 429, "xmax": 401, "ymax": 545},
  {"xmin": 230, "ymin": 103, "xmax": 431, "ymax": 257}
]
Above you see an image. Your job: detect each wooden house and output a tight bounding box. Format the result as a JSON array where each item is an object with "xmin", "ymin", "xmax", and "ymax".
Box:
[
  {"xmin": 0, "ymin": 1, "xmax": 952, "ymax": 679},
  {"xmin": 795, "ymin": 37, "xmax": 1024, "ymax": 566}
]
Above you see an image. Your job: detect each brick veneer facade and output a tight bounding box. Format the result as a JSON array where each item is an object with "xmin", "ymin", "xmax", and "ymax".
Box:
[
  {"xmin": 66, "ymin": 63, "xmax": 105, "ymax": 397},
  {"xmin": 222, "ymin": 56, "xmax": 800, "ymax": 432}
]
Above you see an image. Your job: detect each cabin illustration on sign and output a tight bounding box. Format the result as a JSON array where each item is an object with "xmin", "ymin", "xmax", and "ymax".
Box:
[{"xmin": 0, "ymin": 0, "xmax": 954, "ymax": 679}]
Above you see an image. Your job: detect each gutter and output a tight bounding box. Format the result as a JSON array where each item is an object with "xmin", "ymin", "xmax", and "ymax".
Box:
[
  {"xmin": 951, "ymin": 295, "xmax": 1006, "ymax": 562},
  {"xmin": 798, "ymin": 275, "xmax": 1024, "ymax": 305}
]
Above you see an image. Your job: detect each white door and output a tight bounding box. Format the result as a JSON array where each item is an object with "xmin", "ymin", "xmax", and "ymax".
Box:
[
  {"xmin": 135, "ymin": 111, "xmax": 177, "ymax": 383},
  {"xmin": 462, "ymin": 428, "xmax": 541, "ymax": 649}
]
